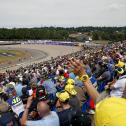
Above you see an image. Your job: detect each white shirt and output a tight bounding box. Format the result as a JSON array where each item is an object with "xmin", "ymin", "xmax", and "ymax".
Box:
[
  {"xmin": 110, "ymin": 75, "xmax": 126, "ymax": 97},
  {"xmin": 27, "ymin": 111, "xmax": 60, "ymax": 126}
]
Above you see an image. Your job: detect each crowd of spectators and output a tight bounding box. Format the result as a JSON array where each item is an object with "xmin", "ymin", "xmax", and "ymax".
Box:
[{"xmin": 0, "ymin": 41, "xmax": 126, "ymax": 126}]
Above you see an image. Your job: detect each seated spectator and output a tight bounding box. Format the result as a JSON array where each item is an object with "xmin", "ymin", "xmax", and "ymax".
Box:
[
  {"xmin": 56, "ymin": 91, "xmax": 91, "ymax": 126},
  {"xmin": 115, "ymin": 59, "xmax": 125, "ymax": 68},
  {"xmin": 0, "ymin": 86, "xmax": 8, "ymax": 101},
  {"xmin": 69, "ymin": 58, "xmax": 126, "ymax": 126},
  {"xmin": 42, "ymin": 77, "xmax": 57, "ymax": 101},
  {"xmin": 0, "ymin": 99, "xmax": 20, "ymax": 126},
  {"xmin": 74, "ymin": 85, "xmax": 86, "ymax": 108},
  {"xmin": 6, "ymin": 84, "xmax": 24, "ymax": 117},
  {"xmin": 97, "ymin": 64, "xmax": 111, "ymax": 83},
  {"xmin": 110, "ymin": 68, "xmax": 126, "ymax": 97},
  {"xmin": 65, "ymin": 84, "xmax": 81, "ymax": 111},
  {"xmin": 21, "ymin": 97, "xmax": 60, "ymax": 126},
  {"xmin": 21, "ymin": 86, "xmax": 29, "ymax": 104},
  {"xmin": 56, "ymin": 91, "xmax": 76, "ymax": 126},
  {"xmin": 15, "ymin": 78, "xmax": 23, "ymax": 97},
  {"xmin": 1, "ymin": 42, "xmax": 126, "ymax": 126}
]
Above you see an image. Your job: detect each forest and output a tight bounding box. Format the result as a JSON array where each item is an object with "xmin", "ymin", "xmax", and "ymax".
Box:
[{"xmin": 0, "ymin": 26, "xmax": 126, "ymax": 42}]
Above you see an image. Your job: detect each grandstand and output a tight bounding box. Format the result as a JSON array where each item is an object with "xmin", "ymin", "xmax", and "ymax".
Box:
[
  {"xmin": 22, "ymin": 40, "xmax": 82, "ymax": 46},
  {"xmin": 0, "ymin": 41, "xmax": 21, "ymax": 45}
]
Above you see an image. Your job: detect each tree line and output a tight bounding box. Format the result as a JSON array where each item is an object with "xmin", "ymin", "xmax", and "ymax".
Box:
[{"xmin": 0, "ymin": 27, "xmax": 126, "ymax": 42}]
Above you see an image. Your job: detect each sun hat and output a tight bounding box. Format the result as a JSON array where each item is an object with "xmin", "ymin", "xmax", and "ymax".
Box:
[
  {"xmin": 56, "ymin": 91, "xmax": 70, "ymax": 102},
  {"xmin": 95, "ymin": 97, "xmax": 126, "ymax": 126}
]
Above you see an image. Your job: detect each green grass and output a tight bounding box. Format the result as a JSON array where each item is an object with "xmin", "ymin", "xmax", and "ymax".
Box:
[
  {"xmin": 93, "ymin": 40, "xmax": 108, "ymax": 44},
  {"xmin": 0, "ymin": 50, "xmax": 28, "ymax": 64}
]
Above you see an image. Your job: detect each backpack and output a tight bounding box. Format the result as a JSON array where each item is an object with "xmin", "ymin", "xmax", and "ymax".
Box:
[{"xmin": 0, "ymin": 111, "xmax": 20, "ymax": 126}]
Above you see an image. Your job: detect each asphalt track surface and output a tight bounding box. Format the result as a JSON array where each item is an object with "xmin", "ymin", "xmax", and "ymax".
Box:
[{"xmin": 0, "ymin": 44, "xmax": 81, "ymax": 72}]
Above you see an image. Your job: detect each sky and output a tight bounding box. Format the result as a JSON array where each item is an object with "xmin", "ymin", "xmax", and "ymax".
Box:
[{"xmin": 0, "ymin": 0, "xmax": 126, "ymax": 28}]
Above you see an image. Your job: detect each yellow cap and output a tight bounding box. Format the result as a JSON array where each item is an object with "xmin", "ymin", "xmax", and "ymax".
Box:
[
  {"xmin": 117, "ymin": 68, "xmax": 124, "ymax": 75},
  {"xmin": 95, "ymin": 97, "xmax": 126, "ymax": 126},
  {"xmin": 58, "ymin": 76, "xmax": 65, "ymax": 82},
  {"xmin": 56, "ymin": 91, "xmax": 70, "ymax": 102},
  {"xmin": 65, "ymin": 84, "xmax": 77, "ymax": 96},
  {"xmin": 67, "ymin": 78, "xmax": 75, "ymax": 85},
  {"xmin": 115, "ymin": 60, "xmax": 125, "ymax": 68}
]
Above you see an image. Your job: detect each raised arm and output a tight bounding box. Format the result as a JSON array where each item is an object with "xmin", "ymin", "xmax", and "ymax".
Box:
[
  {"xmin": 21, "ymin": 96, "xmax": 33, "ymax": 126},
  {"xmin": 68, "ymin": 58, "xmax": 100, "ymax": 102}
]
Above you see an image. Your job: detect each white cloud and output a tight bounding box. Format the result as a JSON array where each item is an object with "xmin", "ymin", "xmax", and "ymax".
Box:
[
  {"xmin": 108, "ymin": 3, "xmax": 126, "ymax": 11},
  {"xmin": 109, "ymin": 3, "xmax": 120, "ymax": 10},
  {"xmin": 0, "ymin": 0, "xmax": 126, "ymax": 27}
]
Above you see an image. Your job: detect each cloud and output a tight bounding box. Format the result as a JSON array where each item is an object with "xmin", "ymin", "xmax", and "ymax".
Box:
[
  {"xmin": 108, "ymin": 3, "xmax": 126, "ymax": 11},
  {"xmin": 109, "ymin": 4, "xmax": 120, "ymax": 10},
  {"xmin": 0, "ymin": 0, "xmax": 126, "ymax": 27}
]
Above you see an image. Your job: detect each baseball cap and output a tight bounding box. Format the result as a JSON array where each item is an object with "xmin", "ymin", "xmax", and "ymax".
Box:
[
  {"xmin": 36, "ymin": 86, "xmax": 48, "ymax": 101},
  {"xmin": 6, "ymin": 84, "xmax": 15, "ymax": 89},
  {"xmin": 95, "ymin": 97, "xmax": 126, "ymax": 126},
  {"xmin": 58, "ymin": 76, "xmax": 65, "ymax": 82},
  {"xmin": 65, "ymin": 84, "xmax": 77, "ymax": 96},
  {"xmin": 9, "ymin": 82, "xmax": 15, "ymax": 87},
  {"xmin": 6, "ymin": 84, "xmax": 15, "ymax": 95},
  {"xmin": 116, "ymin": 68, "xmax": 124, "ymax": 75},
  {"xmin": 64, "ymin": 73, "xmax": 69, "ymax": 78},
  {"xmin": 67, "ymin": 78, "xmax": 75, "ymax": 85},
  {"xmin": 115, "ymin": 60, "xmax": 125, "ymax": 68},
  {"xmin": 56, "ymin": 91, "xmax": 70, "ymax": 102}
]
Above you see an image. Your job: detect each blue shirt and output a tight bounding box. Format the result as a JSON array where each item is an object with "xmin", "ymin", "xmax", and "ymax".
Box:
[
  {"xmin": 15, "ymin": 83, "xmax": 23, "ymax": 97},
  {"xmin": 43, "ymin": 79, "xmax": 57, "ymax": 94},
  {"xmin": 69, "ymin": 72, "xmax": 76, "ymax": 80}
]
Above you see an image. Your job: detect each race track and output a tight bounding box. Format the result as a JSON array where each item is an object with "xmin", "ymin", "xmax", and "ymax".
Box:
[{"xmin": 0, "ymin": 44, "xmax": 81, "ymax": 72}]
